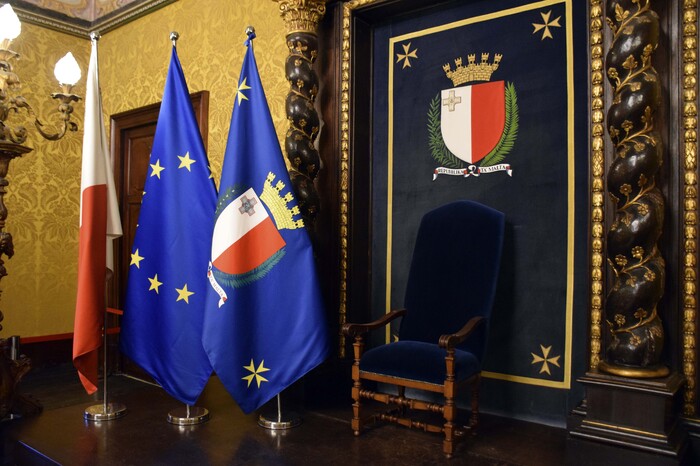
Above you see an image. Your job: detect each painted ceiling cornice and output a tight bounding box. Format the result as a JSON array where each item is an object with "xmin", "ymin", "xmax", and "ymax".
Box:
[{"xmin": 7, "ymin": 0, "xmax": 177, "ymax": 38}]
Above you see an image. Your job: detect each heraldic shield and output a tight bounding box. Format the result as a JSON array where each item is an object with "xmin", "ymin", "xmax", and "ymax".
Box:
[{"xmin": 440, "ymin": 80, "xmax": 505, "ymax": 164}]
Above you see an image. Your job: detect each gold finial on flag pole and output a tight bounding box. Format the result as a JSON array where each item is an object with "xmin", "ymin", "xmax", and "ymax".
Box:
[
  {"xmin": 170, "ymin": 31, "xmax": 179, "ymax": 48},
  {"xmin": 89, "ymin": 31, "xmax": 100, "ymax": 43}
]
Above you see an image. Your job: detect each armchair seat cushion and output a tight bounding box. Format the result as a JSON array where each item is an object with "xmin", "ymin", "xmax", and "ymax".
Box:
[{"xmin": 360, "ymin": 341, "xmax": 480, "ymax": 385}]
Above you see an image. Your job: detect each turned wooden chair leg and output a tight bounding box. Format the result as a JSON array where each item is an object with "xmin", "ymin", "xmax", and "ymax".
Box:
[
  {"xmin": 351, "ymin": 336, "xmax": 364, "ymax": 435},
  {"xmin": 470, "ymin": 374, "xmax": 481, "ymax": 431},
  {"xmin": 443, "ymin": 349, "xmax": 456, "ymax": 458}
]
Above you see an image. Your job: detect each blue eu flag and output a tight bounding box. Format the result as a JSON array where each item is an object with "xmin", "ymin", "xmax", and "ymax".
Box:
[
  {"xmin": 120, "ymin": 46, "xmax": 216, "ymax": 405},
  {"xmin": 203, "ymin": 34, "xmax": 329, "ymax": 414}
]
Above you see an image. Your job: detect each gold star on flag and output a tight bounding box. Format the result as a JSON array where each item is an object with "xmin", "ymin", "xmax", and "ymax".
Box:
[
  {"xmin": 150, "ymin": 159, "xmax": 165, "ymax": 179},
  {"xmin": 130, "ymin": 249, "xmax": 144, "ymax": 268},
  {"xmin": 148, "ymin": 274, "xmax": 162, "ymax": 294},
  {"xmin": 531, "ymin": 344, "xmax": 561, "ymax": 375},
  {"xmin": 242, "ymin": 359, "xmax": 270, "ymax": 388},
  {"xmin": 175, "ymin": 284, "xmax": 194, "ymax": 303},
  {"xmin": 396, "ymin": 42, "xmax": 418, "ymax": 69},
  {"xmin": 234, "ymin": 77, "xmax": 251, "ymax": 106},
  {"xmin": 177, "ymin": 151, "xmax": 196, "ymax": 171},
  {"xmin": 532, "ymin": 11, "xmax": 561, "ymax": 40}
]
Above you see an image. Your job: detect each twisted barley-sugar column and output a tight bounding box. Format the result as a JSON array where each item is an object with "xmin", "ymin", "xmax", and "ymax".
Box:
[
  {"xmin": 274, "ymin": 0, "xmax": 325, "ymax": 225},
  {"xmin": 599, "ymin": 0, "xmax": 668, "ymax": 378}
]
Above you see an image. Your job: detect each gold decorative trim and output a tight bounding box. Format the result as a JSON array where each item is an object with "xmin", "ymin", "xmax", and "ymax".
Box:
[
  {"xmin": 588, "ymin": 0, "xmax": 605, "ymax": 371},
  {"xmin": 13, "ymin": 0, "xmax": 178, "ymax": 38},
  {"xmin": 275, "ymin": 0, "xmax": 327, "ymax": 34},
  {"xmin": 598, "ymin": 361, "xmax": 669, "ymax": 379},
  {"xmin": 340, "ymin": 0, "xmax": 382, "ymax": 357},
  {"xmin": 581, "ymin": 419, "xmax": 667, "ymax": 440},
  {"xmin": 682, "ymin": 0, "xmax": 698, "ymax": 417}
]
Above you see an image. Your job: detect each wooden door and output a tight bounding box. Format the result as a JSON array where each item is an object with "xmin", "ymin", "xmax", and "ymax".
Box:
[{"xmin": 109, "ymin": 91, "xmax": 210, "ymax": 309}]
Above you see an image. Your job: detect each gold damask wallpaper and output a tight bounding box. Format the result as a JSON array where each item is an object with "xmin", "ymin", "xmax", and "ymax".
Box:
[{"xmin": 2, "ymin": 0, "xmax": 289, "ymax": 337}]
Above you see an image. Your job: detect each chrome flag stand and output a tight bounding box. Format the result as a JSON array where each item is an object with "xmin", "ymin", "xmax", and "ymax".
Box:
[
  {"xmin": 167, "ymin": 403, "xmax": 210, "ymax": 425},
  {"xmin": 258, "ymin": 394, "xmax": 301, "ymax": 429},
  {"xmin": 84, "ymin": 306, "xmax": 126, "ymax": 421}
]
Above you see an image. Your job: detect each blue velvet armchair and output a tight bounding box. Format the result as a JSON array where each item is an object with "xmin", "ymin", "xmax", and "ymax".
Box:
[{"xmin": 342, "ymin": 200, "xmax": 505, "ymax": 458}]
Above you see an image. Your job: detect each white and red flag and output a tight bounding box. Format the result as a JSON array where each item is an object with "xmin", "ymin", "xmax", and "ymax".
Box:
[{"xmin": 73, "ymin": 39, "xmax": 122, "ymax": 394}]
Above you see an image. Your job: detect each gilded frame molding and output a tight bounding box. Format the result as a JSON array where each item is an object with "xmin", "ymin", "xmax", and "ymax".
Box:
[
  {"xmin": 588, "ymin": 0, "xmax": 605, "ymax": 372},
  {"xmin": 681, "ymin": 0, "xmax": 698, "ymax": 417}
]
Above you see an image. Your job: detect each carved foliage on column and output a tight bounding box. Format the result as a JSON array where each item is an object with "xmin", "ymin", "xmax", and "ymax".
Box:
[
  {"xmin": 276, "ymin": 0, "xmax": 326, "ymax": 224},
  {"xmin": 285, "ymin": 34, "xmax": 321, "ymax": 222},
  {"xmin": 602, "ymin": 0, "xmax": 667, "ymax": 375},
  {"xmin": 682, "ymin": 0, "xmax": 698, "ymax": 415}
]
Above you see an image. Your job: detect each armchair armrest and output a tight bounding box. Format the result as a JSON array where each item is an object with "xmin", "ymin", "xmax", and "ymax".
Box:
[
  {"xmin": 342, "ymin": 309, "xmax": 407, "ymax": 338},
  {"xmin": 438, "ymin": 316, "xmax": 484, "ymax": 350}
]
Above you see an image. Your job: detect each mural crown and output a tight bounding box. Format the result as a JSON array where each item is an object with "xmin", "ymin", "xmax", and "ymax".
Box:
[{"xmin": 443, "ymin": 52, "xmax": 502, "ymax": 86}]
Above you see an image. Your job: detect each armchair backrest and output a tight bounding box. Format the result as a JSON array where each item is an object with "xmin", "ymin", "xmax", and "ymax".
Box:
[{"xmin": 398, "ymin": 201, "xmax": 505, "ymax": 361}]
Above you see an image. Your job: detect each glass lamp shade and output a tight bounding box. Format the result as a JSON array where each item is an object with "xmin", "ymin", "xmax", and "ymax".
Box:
[
  {"xmin": 0, "ymin": 4, "xmax": 22, "ymax": 42},
  {"xmin": 54, "ymin": 52, "xmax": 81, "ymax": 86}
]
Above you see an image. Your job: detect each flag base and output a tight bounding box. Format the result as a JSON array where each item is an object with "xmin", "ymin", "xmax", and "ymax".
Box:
[
  {"xmin": 257, "ymin": 411, "xmax": 301, "ymax": 430},
  {"xmin": 167, "ymin": 406, "xmax": 210, "ymax": 425},
  {"xmin": 84, "ymin": 402, "xmax": 127, "ymax": 421}
]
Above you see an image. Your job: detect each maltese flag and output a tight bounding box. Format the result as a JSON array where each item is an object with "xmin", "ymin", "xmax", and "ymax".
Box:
[{"xmin": 73, "ymin": 39, "xmax": 122, "ymax": 395}]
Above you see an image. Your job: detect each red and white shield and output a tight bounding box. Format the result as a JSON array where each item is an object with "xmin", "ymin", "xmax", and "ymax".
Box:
[
  {"xmin": 440, "ymin": 80, "xmax": 506, "ymax": 164},
  {"xmin": 210, "ymin": 188, "xmax": 285, "ymax": 275}
]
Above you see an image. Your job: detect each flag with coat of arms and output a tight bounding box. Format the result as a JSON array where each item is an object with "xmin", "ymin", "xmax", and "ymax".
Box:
[
  {"xmin": 203, "ymin": 32, "xmax": 329, "ymax": 414},
  {"xmin": 120, "ymin": 44, "xmax": 216, "ymax": 405}
]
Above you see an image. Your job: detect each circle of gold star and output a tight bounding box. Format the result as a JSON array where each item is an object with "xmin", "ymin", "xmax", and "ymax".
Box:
[
  {"xmin": 148, "ymin": 274, "xmax": 162, "ymax": 294},
  {"xmin": 396, "ymin": 42, "xmax": 418, "ymax": 69},
  {"xmin": 177, "ymin": 151, "xmax": 196, "ymax": 171},
  {"xmin": 150, "ymin": 159, "xmax": 165, "ymax": 179},
  {"xmin": 242, "ymin": 359, "xmax": 270, "ymax": 388},
  {"xmin": 130, "ymin": 249, "xmax": 144, "ymax": 268},
  {"xmin": 532, "ymin": 11, "xmax": 562, "ymax": 40},
  {"xmin": 175, "ymin": 284, "xmax": 194, "ymax": 303}
]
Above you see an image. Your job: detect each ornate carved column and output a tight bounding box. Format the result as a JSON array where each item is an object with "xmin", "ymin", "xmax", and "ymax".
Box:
[
  {"xmin": 569, "ymin": 1, "xmax": 688, "ymax": 462},
  {"xmin": 274, "ymin": 0, "xmax": 326, "ymax": 225},
  {"xmin": 600, "ymin": 0, "xmax": 667, "ymax": 378}
]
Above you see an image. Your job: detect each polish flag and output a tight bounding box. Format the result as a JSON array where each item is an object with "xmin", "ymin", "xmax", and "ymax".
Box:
[
  {"xmin": 211, "ymin": 188, "xmax": 285, "ymax": 275},
  {"xmin": 73, "ymin": 40, "xmax": 122, "ymax": 395}
]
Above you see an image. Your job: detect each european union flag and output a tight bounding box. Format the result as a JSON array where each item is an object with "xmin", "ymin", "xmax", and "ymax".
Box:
[
  {"xmin": 120, "ymin": 46, "xmax": 216, "ymax": 405},
  {"xmin": 203, "ymin": 33, "xmax": 329, "ymax": 414}
]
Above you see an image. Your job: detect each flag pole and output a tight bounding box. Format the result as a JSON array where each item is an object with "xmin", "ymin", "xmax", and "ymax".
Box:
[
  {"xmin": 84, "ymin": 266, "xmax": 126, "ymax": 421},
  {"xmin": 258, "ymin": 393, "xmax": 301, "ymax": 430}
]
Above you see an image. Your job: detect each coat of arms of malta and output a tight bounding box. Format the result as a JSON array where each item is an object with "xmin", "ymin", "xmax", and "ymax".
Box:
[{"xmin": 429, "ymin": 52, "xmax": 517, "ymax": 180}]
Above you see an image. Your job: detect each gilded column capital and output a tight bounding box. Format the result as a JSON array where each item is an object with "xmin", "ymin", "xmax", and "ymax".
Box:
[{"xmin": 274, "ymin": 0, "xmax": 326, "ymax": 34}]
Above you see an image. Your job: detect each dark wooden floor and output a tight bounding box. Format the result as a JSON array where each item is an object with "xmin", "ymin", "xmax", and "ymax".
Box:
[{"xmin": 2, "ymin": 366, "xmax": 567, "ymax": 465}]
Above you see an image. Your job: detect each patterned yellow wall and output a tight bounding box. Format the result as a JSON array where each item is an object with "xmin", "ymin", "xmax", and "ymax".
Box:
[{"xmin": 2, "ymin": 0, "xmax": 289, "ymax": 337}]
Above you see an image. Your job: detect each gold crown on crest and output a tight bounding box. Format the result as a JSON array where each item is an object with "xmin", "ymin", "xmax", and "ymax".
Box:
[
  {"xmin": 443, "ymin": 53, "xmax": 502, "ymax": 86},
  {"xmin": 260, "ymin": 172, "xmax": 305, "ymax": 230}
]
